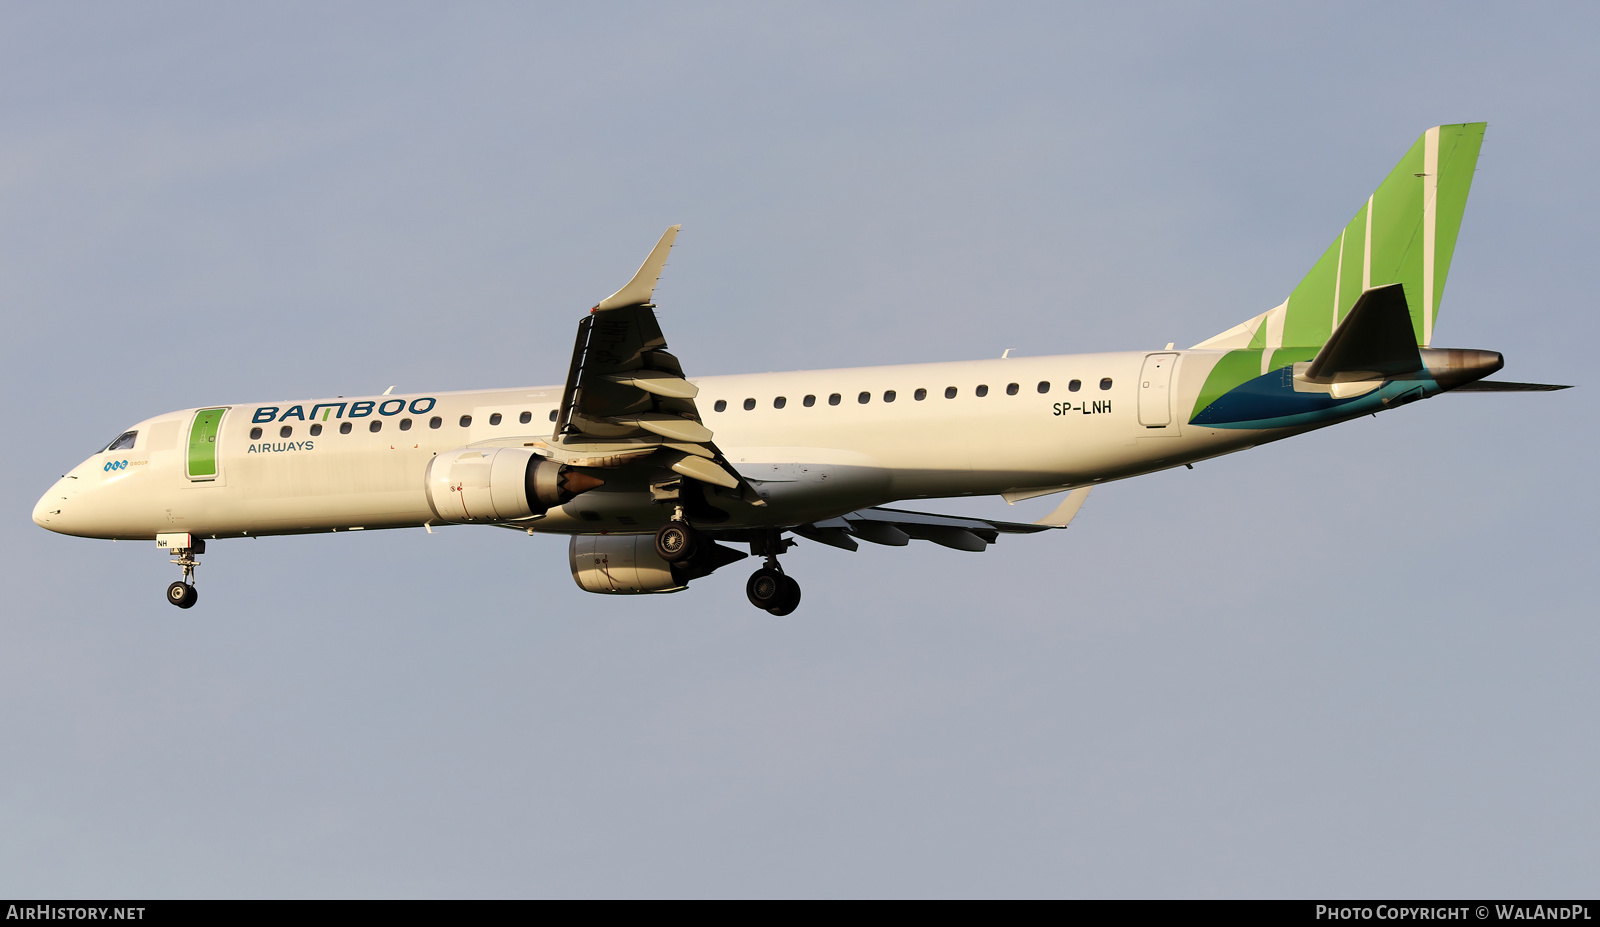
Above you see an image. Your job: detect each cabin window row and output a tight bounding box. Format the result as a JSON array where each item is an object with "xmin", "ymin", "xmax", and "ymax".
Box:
[
  {"xmin": 709, "ymin": 378, "xmax": 1112, "ymax": 412},
  {"xmin": 250, "ymin": 408, "xmax": 560, "ymax": 440}
]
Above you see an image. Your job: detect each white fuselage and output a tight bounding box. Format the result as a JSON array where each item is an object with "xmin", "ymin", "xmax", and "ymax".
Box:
[{"xmin": 34, "ymin": 350, "xmax": 1285, "ymax": 541}]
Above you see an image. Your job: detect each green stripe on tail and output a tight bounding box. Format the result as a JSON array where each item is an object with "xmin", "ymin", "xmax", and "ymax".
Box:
[{"xmin": 1190, "ymin": 123, "xmax": 1487, "ymax": 422}]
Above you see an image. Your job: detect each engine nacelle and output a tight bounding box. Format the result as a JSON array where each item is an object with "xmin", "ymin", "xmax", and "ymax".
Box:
[
  {"xmin": 425, "ymin": 447, "xmax": 602, "ymax": 523},
  {"xmin": 570, "ymin": 535, "xmax": 685, "ymax": 594},
  {"xmin": 569, "ymin": 534, "xmax": 750, "ymax": 595}
]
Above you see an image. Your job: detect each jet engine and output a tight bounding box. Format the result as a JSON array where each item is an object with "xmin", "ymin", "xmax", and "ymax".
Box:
[
  {"xmin": 570, "ymin": 534, "xmax": 748, "ymax": 594},
  {"xmin": 424, "ymin": 447, "xmax": 603, "ymax": 523}
]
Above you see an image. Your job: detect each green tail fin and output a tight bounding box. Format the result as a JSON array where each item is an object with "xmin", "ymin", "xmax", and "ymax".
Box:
[{"xmin": 1196, "ymin": 123, "xmax": 1486, "ymax": 351}]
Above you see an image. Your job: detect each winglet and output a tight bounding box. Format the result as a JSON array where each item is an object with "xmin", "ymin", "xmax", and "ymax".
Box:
[
  {"xmin": 1035, "ymin": 487, "xmax": 1091, "ymax": 528},
  {"xmin": 593, "ymin": 225, "xmax": 681, "ymax": 312}
]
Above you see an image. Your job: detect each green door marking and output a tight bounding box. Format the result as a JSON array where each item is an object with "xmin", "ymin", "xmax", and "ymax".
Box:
[{"xmin": 187, "ymin": 408, "xmax": 226, "ymax": 479}]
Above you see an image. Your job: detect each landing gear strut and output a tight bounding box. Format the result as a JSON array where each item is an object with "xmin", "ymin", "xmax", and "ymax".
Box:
[
  {"xmin": 746, "ymin": 530, "xmax": 801, "ymax": 616},
  {"xmin": 159, "ymin": 535, "xmax": 203, "ymax": 609}
]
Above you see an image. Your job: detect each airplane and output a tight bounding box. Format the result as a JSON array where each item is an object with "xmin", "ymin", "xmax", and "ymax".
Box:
[{"xmin": 33, "ymin": 123, "xmax": 1568, "ymax": 615}]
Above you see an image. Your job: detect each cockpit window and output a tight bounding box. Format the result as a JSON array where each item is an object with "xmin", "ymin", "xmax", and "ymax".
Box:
[{"xmin": 104, "ymin": 431, "xmax": 137, "ymax": 452}]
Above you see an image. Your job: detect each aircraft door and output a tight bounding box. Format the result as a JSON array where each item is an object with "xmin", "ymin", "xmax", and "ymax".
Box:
[
  {"xmin": 186, "ymin": 408, "xmax": 228, "ymax": 480},
  {"xmin": 1138, "ymin": 353, "xmax": 1178, "ymax": 427}
]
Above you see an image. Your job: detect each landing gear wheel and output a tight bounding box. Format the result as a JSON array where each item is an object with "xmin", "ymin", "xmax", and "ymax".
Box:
[
  {"xmin": 766, "ymin": 575, "xmax": 802, "ymax": 617},
  {"xmin": 654, "ymin": 520, "xmax": 698, "ymax": 563},
  {"xmin": 746, "ymin": 567, "xmax": 786, "ymax": 611},
  {"xmin": 166, "ymin": 581, "xmax": 198, "ymax": 609}
]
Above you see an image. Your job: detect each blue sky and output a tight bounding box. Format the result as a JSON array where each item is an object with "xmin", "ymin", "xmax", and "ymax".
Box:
[{"xmin": 1, "ymin": 2, "xmax": 1594, "ymax": 897}]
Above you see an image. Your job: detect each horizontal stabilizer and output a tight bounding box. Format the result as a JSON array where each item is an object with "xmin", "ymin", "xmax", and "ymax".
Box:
[
  {"xmin": 1446, "ymin": 379, "xmax": 1573, "ymax": 392},
  {"xmin": 1303, "ymin": 284, "xmax": 1423, "ymax": 383}
]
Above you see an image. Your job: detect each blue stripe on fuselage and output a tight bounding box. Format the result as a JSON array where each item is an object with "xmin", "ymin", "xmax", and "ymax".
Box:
[{"xmin": 1190, "ymin": 366, "xmax": 1436, "ymax": 430}]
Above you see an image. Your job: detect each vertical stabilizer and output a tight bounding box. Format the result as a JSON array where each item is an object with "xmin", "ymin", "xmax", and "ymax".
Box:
[{"xmin": 1195, "ymin": 123, "xmax": 1485, "ymax": 351}]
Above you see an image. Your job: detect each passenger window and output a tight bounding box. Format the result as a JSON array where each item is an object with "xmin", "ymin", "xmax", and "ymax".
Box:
[
  {"xmin": 944, "ymin": 387, "xmax": 957, "ymax": 399},
  {"xmin": 279, "ymin": 425, "xmax": 293, "ymax": 438},
  {"xmin": 743, "ymin": 398, "xmax": 756, "ymax": 411},
  {"xmin": 370, "ymin": 420, "xmax": 383, "ymax": 433},
  {"xmin": 548, "ymin": 410, "xmax": 557, "ymax": 422},
  {"xmin": 828, "ymin": 393, "xmax": 841, "ymax": 406},
  {"xmin": 884, "ymin": 390, "xmax": 896, "ymax": 402},
  {"xmin": 340, "ymin": 422, "xmax": 353, "ymax": 435},
  {"xmin": 398, "ymin": 419, "xmax": 412, "ymax": 431},
  {"xmin": 1069, "ymin": 379, "xmax": 1081, "ymax": 392},
  {"xmin": 774, "ymin": 396, "xmax": 787, "ymax": 409},
  {"xmin": 1038, "ymin": 381, "xmax": 1051, "ymax": 394},
  {"xmin": 489, "ymin": 412, "xmax": 502, "ymax": 426},
  {"xmin": 714, "ymin": 400, "xmax": 727, "ymax": 412},
  {"xmin": 520, "ymin": 411, "xmax": 532, "ymax": 424},
  {"xmin": 858, "ymin": 391, "xmax": 871, "ymax": 404},
  {"xmin": 249, "ymin": 427, "xmax": 262, "ymax": 440},
  {"xmin": 1006, "ymin": 383, "xmax": 1019, "ymax": 395},
  {"xmin": 915, "ymin": 388, "xmax": 927, "ymax": 401},
  {"xmin": 460, "ymin": 415, "xmax": 472, "ymax": 427},
  {"xmin": 105, "ymin": 430, "xmax": 138, "ymax": 452},
  {"xmin": 430, "ymin": 416, "xmax": 442, "ymax": 429},
  {"xmin": 1100, "ymin": 378, "xmax": 1113, "ymax": 390},
  {"xmin": 976, "ymin": 384, "xmax": 989, "ymax": 397},
  {"xmin": 310, "ymin": 423, "xmax": 323, "ymax": 436},
  {"xmin": 803, "ymin": 395, "xmax": 816, "ymax": 407}
]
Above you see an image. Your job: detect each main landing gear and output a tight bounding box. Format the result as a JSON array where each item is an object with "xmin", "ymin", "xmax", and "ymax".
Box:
[
  {"xmin": 746, "ymin": 567, "xmax": 800, "ymax": 616},
  {"xmin": 654, "ymin": 519, "xmax": 698, "ymax": 563},
  {"xmin": 655, "ymin": 517, "xmax": 804, "ymax": 616},
  {"xmin": 159, "ymin": 535, "xmax": 204, "ymax": 609},
  {"xmin": 745, "ymin": 530, "xmax": 801, "ymax": 616}
]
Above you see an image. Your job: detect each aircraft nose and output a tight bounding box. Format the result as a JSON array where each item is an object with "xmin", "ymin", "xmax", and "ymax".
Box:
[
  {"xmin": 33, "ymin": 475, "xmax": 79, "ymax": 533},
  {"xmin": 34, "ymin": 483, "xmax": 63, "ymax": 529}
]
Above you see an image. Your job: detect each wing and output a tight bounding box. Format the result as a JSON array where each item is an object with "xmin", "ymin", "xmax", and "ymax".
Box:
[
  {"xmin": 794, "ymin": 490, "xmax": 1090, "ymax": 552},
  {"xmin": 547, "ymin": 226, "xmax": 756, "ymax": 497}
]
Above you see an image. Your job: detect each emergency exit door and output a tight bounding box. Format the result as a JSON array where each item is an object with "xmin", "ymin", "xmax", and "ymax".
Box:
[{"xmin": 1138, "ymin": 353, "xmax": 1178, "ymax": 427}]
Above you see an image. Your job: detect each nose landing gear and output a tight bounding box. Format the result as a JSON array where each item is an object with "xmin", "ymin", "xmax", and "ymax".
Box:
[
  {"xmin": 166, "ymin": 581, "xmax": 198, "ymax": 609},
  {"xmin": 157, "ymin": 534, "xmax": 204, "ymax": 609},
  {"xmin": 746, "ymin": 530, "xmax": 801, "ymax": 616}
]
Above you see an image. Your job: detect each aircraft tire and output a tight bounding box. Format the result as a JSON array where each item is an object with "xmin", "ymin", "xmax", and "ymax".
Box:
[
  {"xmin": 167, "ymin": 582, "xmax": 198, "ymax": 609},
  {"xmin": 654, "ymin": 521, "xmax": 697, "ymax": 563},
  {"xmin": 766, "ymin": 575, "xmax": 802, "ymax": 616},
  {"xmin": 746, "ymin": 567, "xmax": 786, "ymax": 611}
]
